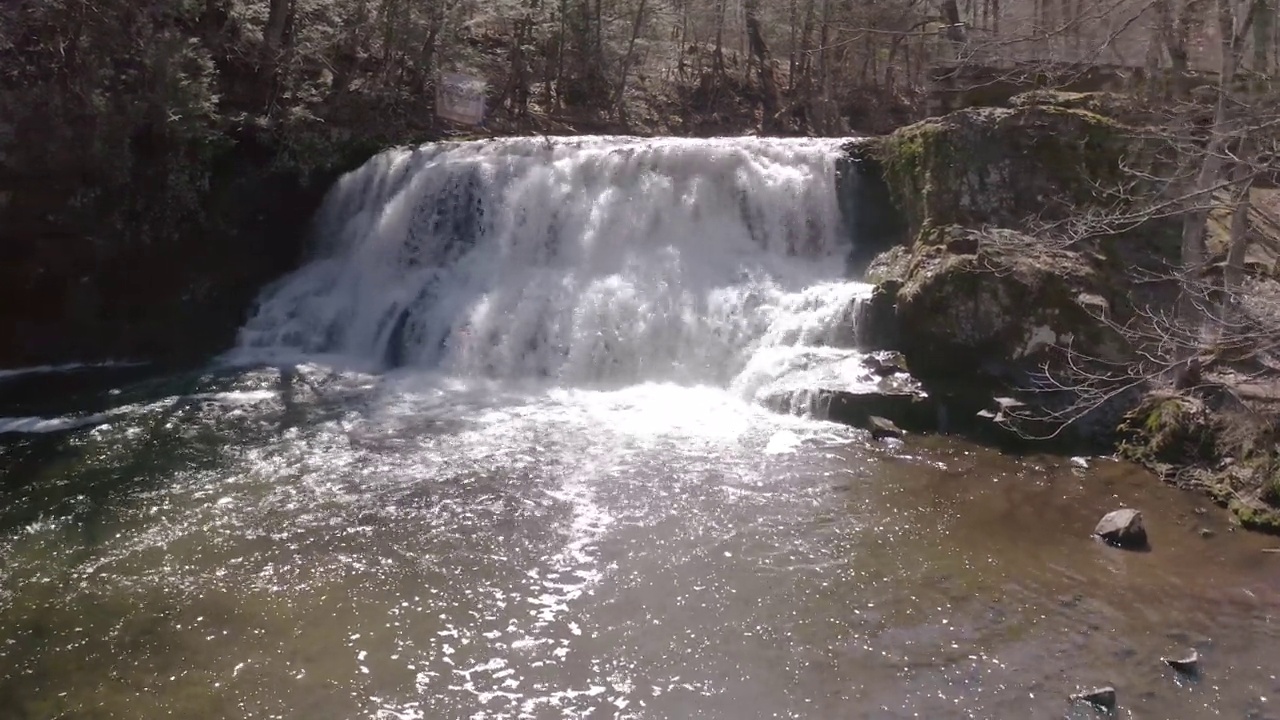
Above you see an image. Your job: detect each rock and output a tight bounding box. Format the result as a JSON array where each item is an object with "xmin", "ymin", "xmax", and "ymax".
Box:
[
  {"xmin": 1070, "ymin": 686, "xmax": 1117, "ymax": 710},
  {"xmin": 865, "ymin": 246, "xmax": 912, "ymax": 286},
  {"xmin": 1070, "ymin": 456, "xmax": 1090, "ymax": 470},
  {"xmin": 1162, "ymin": 649, "xmax": 1199, "ymax": 674},
  {"xmin": 862, "ymin": 352, "xmax": 908, "ymax": 377},
  {"xmin": 1094, "ymin": 509, "xmax": 1148, "ymax": 549},
  {"xmin": 873, "ymin": 104, "xmax": 1138, "ymax": 240},
  {"xmin": 1009, "ymin": 90, "xmax": 1157, "ymax": 126},
  {"xmin": 892, "ymin": 227, "xmax": 1125, "ymax": 381},
  {"xmin": 868, "ymin": 416, "xmax": 904, "ymax": 441},
  {"xmin": 769, "ymin": 387, "xmax": 937, "ymax": 435},
  {"xmin": 1118, "ymin": 393, "xmax": 1217, "ymax": 468},
  {"xmin": 853, "ymin": 281, "xmax": 902, "ymax": 351}
]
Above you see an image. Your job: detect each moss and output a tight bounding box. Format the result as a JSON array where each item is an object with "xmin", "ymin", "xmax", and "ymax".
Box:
[
  {"xmin": 1118, "ymin": 394, "xmax": 1217, "ymax": 467},
  {"xmin": 1230, "ymin": 500, "xmax": 1280, "ymax": 535},
  {"xmin": 874, "ymin": 105, "xmax": 1133, "ymax": 243},
  {"xmin": 875, "ymin": 120, "xmax": 948, "ymax": 236},
  {"xmin": 1207, "ymin": 481, "xmax": 1235, "ymax": 507}
]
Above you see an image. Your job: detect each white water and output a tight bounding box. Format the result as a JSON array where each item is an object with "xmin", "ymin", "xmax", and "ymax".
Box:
[{"xmin": 235, "ymin": 136, "xmax": 872, "ymax": 398}]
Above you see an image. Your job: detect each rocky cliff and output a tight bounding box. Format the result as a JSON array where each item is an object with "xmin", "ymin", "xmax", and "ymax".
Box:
[{"xmin": 852, "ymin": 95, "xmax": 1180, "ymax": 444}]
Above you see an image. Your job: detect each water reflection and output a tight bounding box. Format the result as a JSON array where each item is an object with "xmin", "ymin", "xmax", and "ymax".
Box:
[{"xmin": 0, "ymin": 366, "xmax": 1278, "ymax": 719}]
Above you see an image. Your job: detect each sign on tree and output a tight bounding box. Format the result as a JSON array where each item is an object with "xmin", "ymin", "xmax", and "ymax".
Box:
[{"xmin": 437, "ymin": 73, "xmax": 487, "ymax": 126}]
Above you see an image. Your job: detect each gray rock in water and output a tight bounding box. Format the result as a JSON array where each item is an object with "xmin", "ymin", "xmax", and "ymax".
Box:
[
  {"xmin": 1162, "ymin": 649, "xmax": 1199, "ymax": 674},
  {"xmin": 868, "ymin": 415, "xmax": 904, "ymax": 441},
  {"xmin": 862, "ymin": 352, "xmax": 909, "ymax": 377},
  {"xmin": 1070, "ymin": 686, "xmax": 1117, "ymax": 710},
  {"xmin": 1094, "ymin": 508, "xmax": 1148, "ymax": 549}
]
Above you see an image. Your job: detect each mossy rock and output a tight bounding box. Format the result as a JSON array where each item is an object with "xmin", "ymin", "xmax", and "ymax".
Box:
[
  {"xmin": 892, "ymin": 226, "xmax": 1124, "ymax": 379},
  {"xmin": 1230, "ymin": 500, "xmax": 1280, "ymax": 534},
  {"xmin": 1009, "ymin": 90, "xmax": 1156, "ymax": 126},
  {"xmin": 1118, "ymin": 393, "xmax": 1218, "ymax": 467},
  {"xmin": 865, "ymin": 245, "xmax": 912, "ymax": 285},
  {"xmin": 873, "ymin": 104, "xmax": 1132, "ymax": 240}
]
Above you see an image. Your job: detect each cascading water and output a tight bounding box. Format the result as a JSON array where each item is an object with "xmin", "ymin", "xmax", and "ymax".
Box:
[{"xmin": 236, "ymin": 137, "xmax": 873, "ymax": 399}]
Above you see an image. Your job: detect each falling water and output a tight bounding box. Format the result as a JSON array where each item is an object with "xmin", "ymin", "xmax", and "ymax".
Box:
[{"xmin": 235, "ymin": 136, "xmax": 872, "ymax": 397}]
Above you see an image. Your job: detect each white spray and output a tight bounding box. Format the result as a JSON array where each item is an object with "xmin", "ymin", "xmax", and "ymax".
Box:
[{"xmin": 237, "ymin": 136, "xmax": 871, "ymax": 396}]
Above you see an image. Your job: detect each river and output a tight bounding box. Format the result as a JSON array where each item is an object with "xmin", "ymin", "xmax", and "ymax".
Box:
[{"xmin": 2, "ymin": 137, "xmax": 1278, "ymax": 719}]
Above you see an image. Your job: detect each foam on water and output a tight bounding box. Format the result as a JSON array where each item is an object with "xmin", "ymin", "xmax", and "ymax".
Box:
[{"xmin": 0, "ymin": 361, "xmax": 148, "ymax": 382}]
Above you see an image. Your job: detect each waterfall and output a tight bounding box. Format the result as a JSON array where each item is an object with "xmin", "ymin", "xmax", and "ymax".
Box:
[{"xmin": 236, "ymin": 136, "xmax": 872, "ymax": 393}]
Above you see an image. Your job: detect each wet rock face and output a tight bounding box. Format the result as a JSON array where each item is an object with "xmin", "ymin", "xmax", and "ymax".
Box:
[{"xmin": 1094, "ymin": 508, "xmax": 1148, "ymax": 549}]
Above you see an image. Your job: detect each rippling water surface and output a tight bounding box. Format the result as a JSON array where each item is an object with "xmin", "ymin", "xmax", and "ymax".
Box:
[{"xmin": 2, "ymin": 364, "xmax": 1279, "ymax": 720}]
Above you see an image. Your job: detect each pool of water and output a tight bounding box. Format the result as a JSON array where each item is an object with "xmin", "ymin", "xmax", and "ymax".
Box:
[{"xmin": 2, "ymin": 363, "xmax": 1277, "ymax": 720}]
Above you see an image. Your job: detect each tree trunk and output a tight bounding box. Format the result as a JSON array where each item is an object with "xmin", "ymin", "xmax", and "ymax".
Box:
[
  {"xmin": 266, "ymin": 0, "xmax": 292, "ymax": 51},
  {"xmin": 614, "ymin": 0, "xmax": 649, "ymax": 118},
  {"xmin": 1222, "ymin": 164, "xmax": 1254, "ymax": 303},
  {"xmin": 260, "ymin": 0, "xmax": 296, "ymax": 112},
  {"xmin": 940, "ymin": 0, "xmax": 967, "ymax": 44},
  {"xmin": 1255, "ymin": 0, "xmax": 1274, "ymax": 70},
  {"xmin": 556, "ymin": 0, "xmax": 568, "ymax": 107},
  {"xmin": 745, "ymin": 0, "xmax": 780, "ymax": 131},
  {"xmin": 714, "ymin": 0, "xmax": 728, "ymax": 77},
  {"xmin": 788, "ymin": 0, "xmax": 799, "ymax": 90},
  {"xmin": 1177, "ymin": 0, "xmax": 1259, "ymax": 332}
]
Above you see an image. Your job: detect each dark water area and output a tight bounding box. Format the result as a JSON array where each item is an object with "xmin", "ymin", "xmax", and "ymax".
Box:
[{"xmin": 2, "ymin": 363, "xmax": 1278, "ymax": 720}]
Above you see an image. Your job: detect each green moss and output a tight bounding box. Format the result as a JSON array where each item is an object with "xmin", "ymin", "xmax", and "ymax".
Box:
[
  {"xmin": 1207, "ymin": 481, "xmax": 1235, "ymax": 507},
  {"xmin": 1262, "ymin": 468, "xmax": 1280, "ymax": 506},
  {"xmin": 1231, "ymin": 500, "xmax": 1280, "ymax": 534},
  {"xmin": 1118, "ymin": 394, "xmax": 1217, "ymax": 467},
  {"xmin": 874, "ymin": 105, "xmax": 1133, "ymax": 244},
  {"xmin": 875, "ymin": 121, "xmax": 949, "ymax": 236}
]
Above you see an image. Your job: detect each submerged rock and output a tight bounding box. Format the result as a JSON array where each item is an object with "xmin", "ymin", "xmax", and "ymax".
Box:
[
  {"xmin": 1070, "ymin": 686, "xmax": 1118, "ymax": 710},
  {"xmin": 1162, "ymin": 649, "xmax": 1199, "ymax": 674},
  {"xmin": 1094, "ymin": 509, "xmax": 1148, "ymax": 549},
  {"xmin": 868, "ymin": 415, "xmax": 904, "ymax": 441}
]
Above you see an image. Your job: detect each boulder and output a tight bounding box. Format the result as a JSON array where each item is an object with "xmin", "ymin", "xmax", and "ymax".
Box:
[
  {"xmin": 1009, "ymin": 90, "xmax": 1159, "ymax": 126},
  {"xmin": 892, "ymin": 227, "xmax": 1125, "ymax": 380},
  {"xmin": 1118, "ymin": 393, "xmax": 1217, "ymax": 468},
  {"xmin": 868, "ymin": 415, "xmax": 905, "ymax": 441},
  {"xmin": 861, "ymin": 352, "xmax": 908, "ymax": 377},
  {"xmin": 853, "ymin": 280, "xmax": 902, "ymax": 351},
  {"xmin": 1094, "ymin": 508, "xmax": 1148, "ymax": 549},
  {"xmin": 872, "ymin": 104, "xmax": 1133, "ymax": 240}
]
